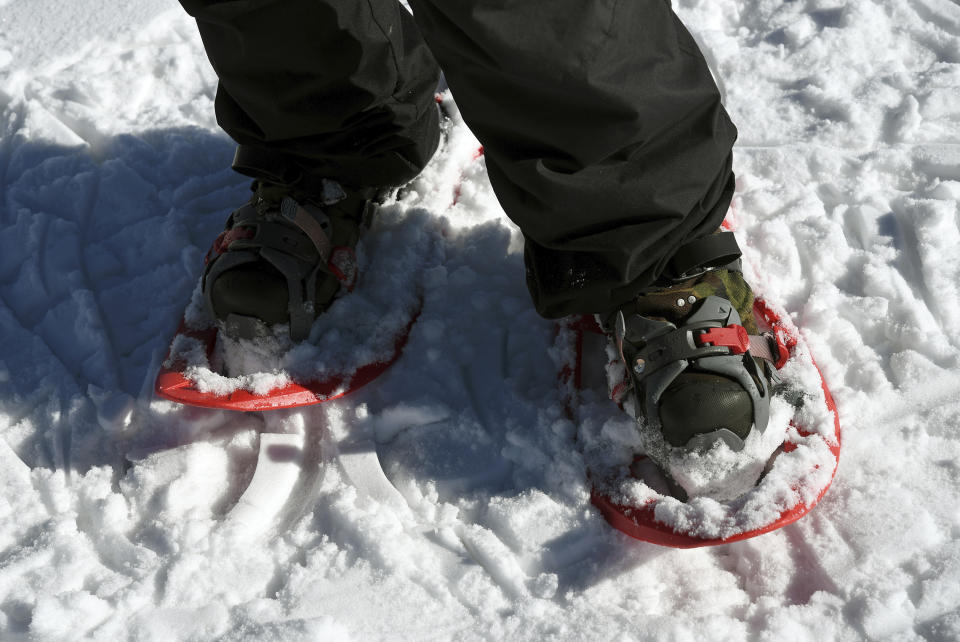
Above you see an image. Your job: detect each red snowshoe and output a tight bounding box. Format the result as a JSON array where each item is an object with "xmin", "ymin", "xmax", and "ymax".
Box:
[{"xmin": 557, "ymin": 230, "xmax": 841, "ymax": 548}]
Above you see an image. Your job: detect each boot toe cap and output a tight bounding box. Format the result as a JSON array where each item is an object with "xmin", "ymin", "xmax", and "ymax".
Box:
[
  {"xmin": 209, "ymin": 262, "xmax": 290, "ymax": 326},
  {"xmin": 658, "ymin": 372, "xmax": 754, "ymax": 448}
]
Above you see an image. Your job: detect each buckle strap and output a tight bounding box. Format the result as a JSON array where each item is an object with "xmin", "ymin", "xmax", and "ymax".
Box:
[
  {"xmin": 278, "ymin": 197, "xmax": 359, "ymax": 292},
  {"xmin": 749, "ymin": 332, "xmax": 790, "ymax": 369},
  {"xmin": 609, "ymin": 330, "xmax": 787, "ymax": 406},
  {"xmin": 694, "ymin": 324, "xmax": 790, "ymax": 369},
  {"xmin": 696, "ymin": 325, "xmax": 749, "ymax": 354},
  {"xmin": 616, "ymin": 313, "xmax": 790, "ymax": 391},
  {"xmin": 281, "ymin": 197, "xmax": 334, "ymax": 265}
]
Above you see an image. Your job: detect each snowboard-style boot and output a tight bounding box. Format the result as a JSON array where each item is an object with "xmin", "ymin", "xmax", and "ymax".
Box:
[
  {"xmin": 610, "ymin": 231, "xmax": 787, "ymax": 452},
  {"xmin": 202, "ymin": 179, "xmax": 378, "ymax": 341}
]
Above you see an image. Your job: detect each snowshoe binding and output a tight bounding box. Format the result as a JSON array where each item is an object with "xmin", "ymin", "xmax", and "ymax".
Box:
[
  {"xmin": 203, "ymin": 179, "xmax": 376, "ymax": 342},
  {"xmin": 156, "ymin": 179, "xmax": 422, "ymax": 411},
  {"xmin": 559, "ymin": 229, "xmax": 841, "ymax": 547},
  {"xmin": 611, "ymin": 260, "xmax": 783, "ymax": 456}
]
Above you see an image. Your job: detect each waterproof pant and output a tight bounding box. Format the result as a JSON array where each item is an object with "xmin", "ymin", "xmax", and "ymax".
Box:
[{"xmin": 179, "ymin": 0, "xmax": 738, "ymax": 318}]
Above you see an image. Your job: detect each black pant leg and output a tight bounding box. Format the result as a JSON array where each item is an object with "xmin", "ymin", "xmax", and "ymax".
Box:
[
  {"xmin": 406, "ymin": 0, "xmax": 737, "ymax": 317},
  {"xmin": 180, "ymin": 0, "xmax": 441, "ymax": 189}
]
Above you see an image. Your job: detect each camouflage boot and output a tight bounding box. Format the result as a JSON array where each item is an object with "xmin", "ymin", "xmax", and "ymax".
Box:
[
  {"xmin": 611, "ymin": 232, "xmax": 787, "ymax": 452},
  {"xmin": 202, "ymin": 179, "xmax": 378, "ymax": 341}
]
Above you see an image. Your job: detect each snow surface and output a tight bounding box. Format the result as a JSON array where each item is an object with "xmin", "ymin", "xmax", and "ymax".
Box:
[{"xmin": 2, "ymin": 0, "xmax": 960, "ymax": 639}]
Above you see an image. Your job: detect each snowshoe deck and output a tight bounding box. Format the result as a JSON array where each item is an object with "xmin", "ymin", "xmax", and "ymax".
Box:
[
  {"xmin": 155, "ymin": 307, "xmax": 420, "ymax": 411},
  {"xmin": 561, "ymin": 297, "xmax": 842, "ymax": 548}
]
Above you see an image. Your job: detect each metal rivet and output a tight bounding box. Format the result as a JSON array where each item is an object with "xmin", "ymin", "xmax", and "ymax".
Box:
[
  {"xmin": 633, "ymin": 358, "xmax": 646, "ymax": 375},
  {"xmin": 688, "ymin": 295, "xmax": 697, "ymax": 304},
  {"xmin": 676, "ymin": 298, "xmax": 685, "ymax": 307}
]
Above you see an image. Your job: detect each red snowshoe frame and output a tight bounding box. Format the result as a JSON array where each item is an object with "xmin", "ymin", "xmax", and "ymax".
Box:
[
  {"xmin": 564, "ymin": 297, "xmax": 841, "ymax": 548},
  {"xmin": 155, "ymin": 310, "xmax": 419, "ymax": 411}
]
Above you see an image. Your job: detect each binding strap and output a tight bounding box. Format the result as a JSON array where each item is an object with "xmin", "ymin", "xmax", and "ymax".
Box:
[
  {"xmin": 203, "ymin": 192, "xmax": 360, "ymax": 341},
  {"xmin": 280, "ymin": 197, "xmax": 333, "ymax": 265}
]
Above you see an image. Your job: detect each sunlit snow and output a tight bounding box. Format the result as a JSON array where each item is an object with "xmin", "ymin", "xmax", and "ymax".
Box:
[{"xmin": 2, "ymin": 0, "xmax": 960, "ymax": 639}]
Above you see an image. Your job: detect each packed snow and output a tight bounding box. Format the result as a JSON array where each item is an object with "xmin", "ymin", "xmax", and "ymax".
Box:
[{"xmin": 2, "ymin": 0, "xmax": 960, "ymax": 639}]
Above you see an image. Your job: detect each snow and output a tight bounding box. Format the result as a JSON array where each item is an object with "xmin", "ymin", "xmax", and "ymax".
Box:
[{"xmin": 2, "ymin": 0, "xmax": 960, "ymax": 639}]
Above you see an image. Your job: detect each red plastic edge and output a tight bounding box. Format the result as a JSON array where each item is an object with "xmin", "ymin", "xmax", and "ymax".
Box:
[
  {"xmin": 587, "ymin": 297, "xmax": 842, "ymax": 548},
  {"xmin": 155, "ymin": 303, "xmax": 421, "ymax": 412},
  {"xmin": 696, "ymin": 324, "xmax": 750, "ymax": 354}
]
